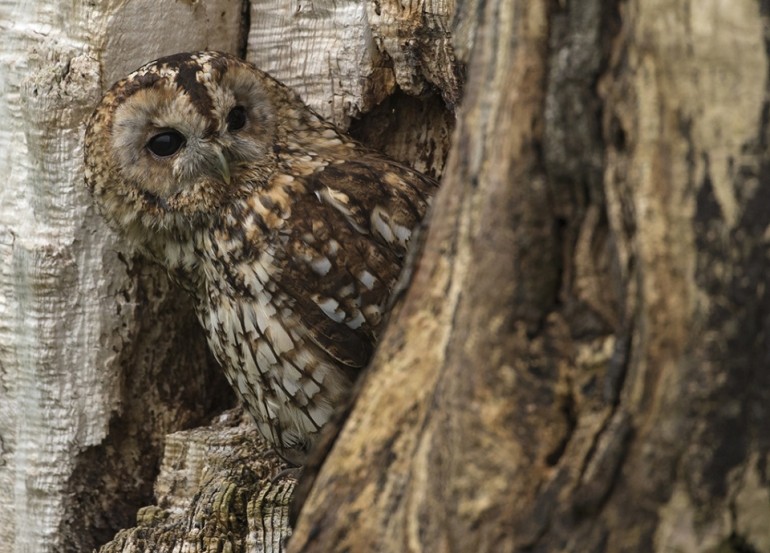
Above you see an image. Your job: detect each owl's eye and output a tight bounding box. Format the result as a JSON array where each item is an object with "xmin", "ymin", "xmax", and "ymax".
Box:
[
  {"xmin": 226, "ymin": 106, "xmax": 247, "ymax": 131},
  {"xmin": 147, "ymin": 131, "xmax": 185, "ymax": 157}
]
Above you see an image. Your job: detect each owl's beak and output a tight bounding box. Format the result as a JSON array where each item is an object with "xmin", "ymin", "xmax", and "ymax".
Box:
[{"xmin": 214, "ymin": 149, "xmax": 231, "ymax": 185}]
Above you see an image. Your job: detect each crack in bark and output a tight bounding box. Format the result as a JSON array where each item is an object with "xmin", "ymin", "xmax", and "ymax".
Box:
[
  {"xmin": 571, "ymin": 409, "xmax": 633, "ymax": 518},
  {"xmin": 237, "ymin": 0, "xmax": 251, "ymax": 60},
  {"xmin": 602, "ymin": 322, "xmax": 631, "ymax": 405}
]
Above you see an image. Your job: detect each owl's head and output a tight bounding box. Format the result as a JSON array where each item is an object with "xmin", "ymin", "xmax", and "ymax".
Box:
[{"xmin": 85, "ymin": 51, "xmax": 280, "ymax": 242}]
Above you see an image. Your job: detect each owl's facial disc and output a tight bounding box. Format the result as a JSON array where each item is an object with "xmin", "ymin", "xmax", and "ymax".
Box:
[
  {"xmin": 101, "ymin": 52, "xmax": 277, "ymax": 222},
  {"xmin": 143, "ymin": 129, "xmax": 232, "ymax": 195}
]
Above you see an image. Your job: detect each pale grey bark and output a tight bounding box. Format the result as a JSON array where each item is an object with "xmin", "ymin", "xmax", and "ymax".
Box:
[
  {"xmin": 0, "ymin": 2, "xmax": 242, "ymax": 551},
  {"xmin": 99, "ymin": 409, "xmax": 294, "ymax": 553}
]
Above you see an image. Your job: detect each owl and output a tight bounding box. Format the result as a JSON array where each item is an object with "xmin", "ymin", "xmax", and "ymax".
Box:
[{"xmin": 84, "ymin": 51, "xmax": 437, "ymax": 465}]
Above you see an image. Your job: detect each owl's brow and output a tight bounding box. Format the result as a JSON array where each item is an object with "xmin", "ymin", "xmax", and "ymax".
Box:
[{"xmin": 172, "ymin": 60, "xmax": 215, "ymax": 121}]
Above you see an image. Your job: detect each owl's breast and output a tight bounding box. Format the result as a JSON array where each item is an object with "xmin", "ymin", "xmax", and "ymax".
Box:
[{"xmin": 195, "ymin": 262, "xmax": 351, "ymax": 461}]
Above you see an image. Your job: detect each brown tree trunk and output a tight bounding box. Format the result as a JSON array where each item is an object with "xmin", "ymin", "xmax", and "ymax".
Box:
[
  {"xmin": 9, "ymin": 0, "xmax": 766, "ymax": 550},
  {"xmin": 289, "ymin": 1, "xmax": 770, "ymax": 552}
]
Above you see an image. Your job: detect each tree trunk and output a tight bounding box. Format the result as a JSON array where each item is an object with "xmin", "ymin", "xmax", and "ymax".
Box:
[
  {"xmin": 4, "ymin": 0, "xmax": 769, "ymax": 552},
  {"xmin": 0, "ymin": 2, "xmax": 242, "ymax": 552},
  {"xmin": 290, "ymin": 1, "xmax": 770, "ymax": 552}
]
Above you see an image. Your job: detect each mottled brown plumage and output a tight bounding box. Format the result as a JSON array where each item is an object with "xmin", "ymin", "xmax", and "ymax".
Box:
[{"xmin": 84, "ymin": 51, "xmax": 437, "ymax": 464}]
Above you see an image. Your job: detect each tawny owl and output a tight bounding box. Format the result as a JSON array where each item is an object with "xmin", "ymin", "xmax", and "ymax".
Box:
[{"xmin": 84, "ymin": 51, "xmax": 437, "ymax": 464}]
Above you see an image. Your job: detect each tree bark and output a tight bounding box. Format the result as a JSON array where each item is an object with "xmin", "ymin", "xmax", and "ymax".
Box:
[
  {"xmin": 290, "ymin": 1, "xmax": 770, "ymax": 552},
  {"xmin": 98, "ymin": 409, "xmax": 294, "ymax": 553},
  {"xmin": 0, "ymin": 2, "xmax": 242, "ymax": 552},
  {"xmin": 4, "ymin": 0, "xmax": 770, "ymax": 552}
]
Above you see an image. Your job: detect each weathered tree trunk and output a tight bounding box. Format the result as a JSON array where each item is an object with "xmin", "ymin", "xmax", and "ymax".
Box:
[
  {"xmin": 4, "ymin": 0, "xmax": 769, "ymax": 552},
  {"xmin": 290, "ymin": 1, "xmax": 770, "ymax": 552}
]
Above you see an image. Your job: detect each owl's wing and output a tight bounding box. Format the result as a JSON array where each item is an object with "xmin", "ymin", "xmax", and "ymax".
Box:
[{"xmin": 275, "ymin": 154, "xmax": 437, "ymax": 374}]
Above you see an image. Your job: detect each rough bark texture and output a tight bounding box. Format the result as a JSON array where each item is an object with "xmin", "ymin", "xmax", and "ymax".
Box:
[
  {"xmin": 5, "ymin": 0, "xmax": 769, "ymax": 552},
  {"xmin": 0, "ymin": 2, "xmax": 242, "ymax": 552},
  {"xmin": 98, "ymin": 409, "xmax": 294, "ymax": 553},
  {"xmin": 247, "ymin": 0, "xmax": 460, "ymax": 127},
  {"xmin": 247, "ymin": 0, "xmax": 458, "ymax": 177},
  {"xmin": 290, "ymin": 1, "xmax": 770, "ymax": 552}
]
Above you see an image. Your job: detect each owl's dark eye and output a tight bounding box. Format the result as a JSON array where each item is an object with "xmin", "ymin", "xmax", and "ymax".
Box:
[
  {"xmin": 147, "ymin": 131, "xmax": 185, "ymax": 157},
  {"xmin": 226, "ymin": 106, "xmax": 247, "ymax": 131}
]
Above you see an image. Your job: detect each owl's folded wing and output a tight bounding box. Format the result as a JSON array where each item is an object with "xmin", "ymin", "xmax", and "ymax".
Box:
[{"xmin": 273, "ymin": 154, "xmax": 437, "ymax": 375}]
